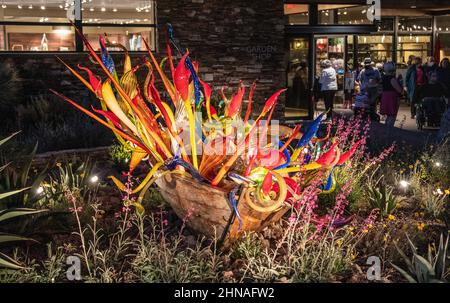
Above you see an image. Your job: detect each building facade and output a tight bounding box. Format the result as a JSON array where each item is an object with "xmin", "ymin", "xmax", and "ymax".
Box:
[{"xmin": 1, "ymin": 0, "xmax": 450, "ymax": 127}]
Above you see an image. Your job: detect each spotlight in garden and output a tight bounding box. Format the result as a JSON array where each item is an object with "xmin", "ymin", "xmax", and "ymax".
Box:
[
  {"xmin": 399, "ymin": 180, "xmax": 410, "ymax": 189},
  {"xmin": 36, "ymin": 186, "xmax": 44, "ymax": 195},
  {"xmin": 90, "ymin": 175, "xmax": 99, "ymax": 184}
]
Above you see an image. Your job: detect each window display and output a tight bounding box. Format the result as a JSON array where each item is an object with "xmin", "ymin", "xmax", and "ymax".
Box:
[
  {"xmin": 397, "ymin": 35, "xmax": 431, "ymax": 65},
  {"xmin": 0, "ymin": 0, "xmax": 156, "ymax": 51},
  {"xmin": 284, "ymin": 4, "xmax": 309, "ymax": 25}
]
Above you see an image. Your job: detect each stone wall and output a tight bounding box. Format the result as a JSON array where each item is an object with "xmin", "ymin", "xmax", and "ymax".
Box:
[
  {"xmin": 156, "ymin": 0, "xmax": 287, "ymax": 119},
  {"xmin": 0, "ymin": 0, "xmax": 287, "ymax": 150}
]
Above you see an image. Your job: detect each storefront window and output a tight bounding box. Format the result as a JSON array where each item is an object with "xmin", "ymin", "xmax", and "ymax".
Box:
[
  {"xmin": 84, "ymin": 26, "xmax": 154, "ymax": 51},
  {"xmin": 436, "ymin": 15, "xmax": 450, "ymax": 33},
  {"xmin": 284, "ymin": 4, "xmax": 309, "ymax": 25},
  {"xmin": 0, "ymin": 0, "xmax": 156, "ymax": 51},
  {"xmin": 83, "ymin": 0, "xmax": 155, "ymax": 25},
  {"xmin": 436, "ymin": 16, "xmax": 450, "ymax": 60},
  {"xmin": 4, "ymin": 25, "xmax": 75, "ymax": 51},
  {"xmin": 336, "ymin": 5, "xmax": 372, "ymax": 25},
  {"xmin": 318, "ymin": 4, "xmax": 373, "ymax": 25},
  {"xmin": 357, "ymin": 35, "xmax": 393, "ymax": 63},
  {"xmin": 0, "ymin": 25, "xmax": 5, "ymax": 50},
  {"xmin": 0, "ymin": 1, "xmax": 69, "ymax": 23},
  {"xmin": 286, "ymin": 37, "xmax": 310, "ymax": 118},
  {"xmin": 378, "ymin": 17, "xmax": 394, "ymax": 32},
  {"xmin": 397, "ymin": 35, "xmax": 431, "ymax": 65},
  {"xmin": 398, "ymin": 16, "xmax": 432, "ymax": 33}
]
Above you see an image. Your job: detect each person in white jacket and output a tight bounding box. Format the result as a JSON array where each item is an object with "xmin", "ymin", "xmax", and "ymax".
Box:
[{"xmin": 319, "ymin": 59, "xmax": 338, "ymax": 119}]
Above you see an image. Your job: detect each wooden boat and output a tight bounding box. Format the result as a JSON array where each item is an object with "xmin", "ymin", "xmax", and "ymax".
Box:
[{"xmin": 155, "ymin": 172, "xmax": 290, "ymax": 246}]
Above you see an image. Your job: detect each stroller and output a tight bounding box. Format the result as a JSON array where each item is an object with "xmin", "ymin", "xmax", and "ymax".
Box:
[{"xmin": 415, "ymin": 97, "xmax": 448, "ymax": 130}]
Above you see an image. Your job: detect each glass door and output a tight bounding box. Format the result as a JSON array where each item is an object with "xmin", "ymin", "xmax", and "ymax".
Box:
[
  {"xmin": 286, "ymin": 36, "xmax": 310, "ymax": 119},
  {"xmin": 314, "ymin": 35, "xmax": 347, "ymax": 108}
]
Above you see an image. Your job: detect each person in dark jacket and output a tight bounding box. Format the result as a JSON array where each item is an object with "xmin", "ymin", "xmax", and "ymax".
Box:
[
  {"xmin": 406, "ymin": 57, "xmax": 426, "ymax": 118},
  {"xmin": 423, "ymin": 56, "xmax": 438, "ymax": 77},
  {"xmin": 414, "ymin": 70, "xmax": 447, "ymax": 105},
  {"xmin": 437, "ymin": 58, "xmax": 450, "ymax": 97}
]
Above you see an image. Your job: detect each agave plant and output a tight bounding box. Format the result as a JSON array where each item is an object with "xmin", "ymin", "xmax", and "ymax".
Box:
[
  {"xmin": 366, "ymin": 172, "xmax": 404, "ymax": 216},
  {"xmin": 392, "ymin": 234, "xmax": 449, "ymax": 283},
  {"xmin": 0, "ymin": 135, "xmax": 46, "ymax": 209},
  {"xmin": 0, "ymin": 133, "xmax": 47, "ymax": 269}
]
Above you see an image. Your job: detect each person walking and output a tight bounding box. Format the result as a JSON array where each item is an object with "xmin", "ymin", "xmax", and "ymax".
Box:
[
  {"xmin": 414, "ymin": 70, "xmax": 447, "ymax": 105},
  {"xmin": 380, "ymin": 62, "xmax": 403, "ymax": 127},
  {"xmin": 344, "ymin": 66, "xmax": 356, "ymax": 109},
  {"xmin": 437, "ymin": 58, "xmax": 450, "ymax": 96},
  {"xmin": 406, "ymin": 57, "xmax": 425, "ymax": 118},
  {"xmin": 358, "ymin": 57, "xmax": 381, "ymax": 117},
  {"xmin": 423, "ymin": 56, "xmax": 438, "ymax": 77},
  {"xmin": 319, "ymin": 59, "xmax": 338, "ymax": 120}
]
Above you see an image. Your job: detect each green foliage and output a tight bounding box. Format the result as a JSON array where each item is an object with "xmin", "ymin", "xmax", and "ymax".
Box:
[
  {"xmin": 365, "ymin": 172, "xmax": 403, "ymax": 216},
  {"xmin": 40, "ymin": 157, "xmax": 97, "ymax": 207},
  {"xmin": 109, "ymin": 143, "xmax": 132, "ymax": 171},
  {"xmin": 13, "ymin": 94, "xmax": 113, "ymax": 153},
  {"xmin": 392, "ymin": 234, "xmax": 449, "ymax": 283},
  {"xmin": 140, "ymin": 187, "xmax": 166, "ymax": 209},
  {"xmin": 0, "ymin": 140, "xmax": 46, "ymax": 209},
  {"xmin": 231, "ymin": 232, "xmax": 263, "ymax": 260},
  {"xmin": 0, "ymin": 245, "xmax": 66, "ymax": 282},
  {"xmin": 0, "ymin": 134, "xmax": 46, "ymax": 269},
  {"xmin": 421, "ymin": 186, "xmax": 447, "ymax": 219}
]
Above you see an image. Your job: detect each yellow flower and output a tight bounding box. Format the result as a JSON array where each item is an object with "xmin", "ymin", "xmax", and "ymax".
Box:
[
  {"xmin": 368, "ymin": 224, "xmax": 373, "ymax": 229},
  {"xmin": 351, "ymin": 254, "xmax": 356, "ymax": 260},
  {"xmin": 383, "ymin": 224, "xmax": 387, "ymax": 228},
  {"xmin": 388, "ymin": 214, "xmax": 396, "ymax": 221},
  {"xmin": 336, "ymin": 239, "xmax": 344, "ymax": 247},
  {"xmin": 444, "ymin": 189, "xmax": 450, "ymax": 195},
  {"xmin": 383, "ymin": 235, "xmax": 388, "ymax": 242},
  {"xmin": 56, "ymin": 162, "xmax": 62, "ymax": 167},
  {"xmin": 417, "ymin": 223, "xmax": 426, "ymax": 231},
  {"xmin": 80, "ymin": 173, "xmax": 85, "ymax": 178},
  {"xmin": 409, "ymin": 165, "xmax": 414, "ymax": 169}
]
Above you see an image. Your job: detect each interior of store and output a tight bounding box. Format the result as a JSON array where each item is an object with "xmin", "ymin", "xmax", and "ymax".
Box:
[{"xmin": 0, "ymin": 0, "xmax": 155, "ymax": 51}]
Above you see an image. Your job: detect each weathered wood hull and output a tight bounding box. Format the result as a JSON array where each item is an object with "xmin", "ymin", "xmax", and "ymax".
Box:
[{"xmin": 155, "ymin": 173, "xmax": 289, "ymax": 244}]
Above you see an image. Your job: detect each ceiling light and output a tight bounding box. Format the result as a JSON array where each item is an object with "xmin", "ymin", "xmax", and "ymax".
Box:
[
  {"xmin": 18, "ymin": 5, "xmax": 22, "ymax": 9},
  {"xmin": 101, "ymin": 7, "xmax": 106, "ymax": 12},
  {"xmin": 41, "ymin": 5, "xmax": 46, "ymax": 10},
  {"xmin": 1, "ymin": 4, "xmax": 6, "ymax": 9},
  {"xmin": 113, "ymin": 8, "xmax": 117, "ymax": 12},
  {"xmin": 28, "ymin": 5, "xmax": 32, "ymax": 9},
  {"xmin": 90, "ymin": 8, "xmax": 94, "ymax": 11}
]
